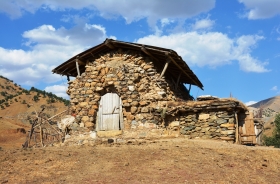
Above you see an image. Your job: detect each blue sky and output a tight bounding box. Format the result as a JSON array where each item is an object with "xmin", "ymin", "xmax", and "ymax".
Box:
[{"xmin": 0, "ymin": 0, "xmax": 279, "ymax": 105}]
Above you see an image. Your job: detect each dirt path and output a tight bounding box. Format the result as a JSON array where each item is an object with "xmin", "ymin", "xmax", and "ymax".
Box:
[{"xmin": 1, "ymin": 139, "xmax": 280, "ymax": 183}]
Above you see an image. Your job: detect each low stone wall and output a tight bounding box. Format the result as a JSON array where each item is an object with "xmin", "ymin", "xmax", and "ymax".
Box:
[
  {"xmin": 168, "ymin": 111, "xmax": 237, "ymax": 141},
  {"xmin": 119, "ymin": 99, "xmax": 247, "ymax": 142},
  {"xmin": 63, "ymin": 98, "xmax": 248, "ymax": 145}
]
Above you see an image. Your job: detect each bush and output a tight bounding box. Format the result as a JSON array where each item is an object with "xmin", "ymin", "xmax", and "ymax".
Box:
[
  {"xmin": 33, "ymin": 95, "xmax": 39, "ymax": 102},
  {"xmin": 263, "ymin": 114, "xmax": 280, "ymax": 148}
]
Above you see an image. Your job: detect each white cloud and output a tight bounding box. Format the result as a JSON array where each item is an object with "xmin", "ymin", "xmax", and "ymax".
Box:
[
  {"xmin": 239, "ymin": 0, "xmax": 280, "ymax": 19},
  {"xmin": 234, "ymin": 35, "xmax": 269, "ymax": 72},
  {"xmin": 245, "ymin": 101, "xmax": 257, "ymax": 106},
  {"xmin": 160, "ymin": 18, "xmax": 175, "ymax": 28},
  {"xmin": 136, "ymin": 32, "xmax": 270, "ymax": 72},
  {"xmin": 191, "ymin": 18, "xmax": 215, "ymax": 30},
  {"xmin": 0, "ymin": 23, "xmax": 112, "ymax": 86},
  {"xmin": 0, "ymin": 0, "xmax": 215, "ymax": 26},
  {"xmin": 45, "ymin": 84, "xmax": 69, "ymax": 99},
  {"xmin": 271, "ymin": 86, "xmax": 278, "ymax": 91}
]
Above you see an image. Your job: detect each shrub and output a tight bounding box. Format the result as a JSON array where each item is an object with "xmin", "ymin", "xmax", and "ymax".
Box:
[{"xmin": 263, "ymin": 114, "xmax": 280, "ymax": 148}]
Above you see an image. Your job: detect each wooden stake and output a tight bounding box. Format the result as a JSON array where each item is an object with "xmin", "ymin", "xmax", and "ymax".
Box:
[
  {"xmin": 235, "ymin": 112, "xmax": 239, "ymax": 144},
  {"xmin": 40, "ymin": 126, "xmax": 44, "ymax": 147},
  {"xmin": 27, "ymin": 120, "xmax": 36, "ymax": 148}
]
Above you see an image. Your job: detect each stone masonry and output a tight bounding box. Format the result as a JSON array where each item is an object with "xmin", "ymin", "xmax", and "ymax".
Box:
[{"xmin": 66, "ymin": 49, "xmax": 249, "ymax": 143}]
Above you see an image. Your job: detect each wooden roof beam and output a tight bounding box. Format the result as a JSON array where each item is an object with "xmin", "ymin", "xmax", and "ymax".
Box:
[
  {"xmin": 78, "ymin": 60, "xmax": 86, "ymax": 66},
  {"xmin": 166, "ymin": 52, "xmax": 203, "ymax": 89},
  {"xmin": 141, "ymin": 46, "xmax": 158, "ymax": 61}
]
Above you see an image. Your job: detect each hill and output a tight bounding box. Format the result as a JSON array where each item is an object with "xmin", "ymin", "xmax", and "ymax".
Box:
[
  {"xmin": 0, "ymin": 75, "xmax": 70, "ymax": 148},
  {"xmin": 249, "ymin": 96, "xmax": 280, "ymax": 116},
  {"xmin": 248, "ymin": 96, "xmax": 280, "ymax": 138}
]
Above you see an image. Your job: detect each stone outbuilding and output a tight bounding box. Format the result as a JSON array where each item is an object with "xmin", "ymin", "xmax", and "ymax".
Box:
[{"xmin": 52, "ymin": 39, "xmax": 256, "ymax": 144}]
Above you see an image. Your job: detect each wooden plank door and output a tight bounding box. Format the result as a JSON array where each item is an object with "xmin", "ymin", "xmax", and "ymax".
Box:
[
  {"xmin": 238, "ymin": 112, "xmax": 256, "ymax": 144},
  {"xmin": 98, "ymin": 93, "xmax": 122, "ymax": 131}
]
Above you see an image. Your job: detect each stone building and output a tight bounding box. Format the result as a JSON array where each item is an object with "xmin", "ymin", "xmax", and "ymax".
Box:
[{"xmin": 52, "ymin": 39, "xmax": 256, "ymax": 144}]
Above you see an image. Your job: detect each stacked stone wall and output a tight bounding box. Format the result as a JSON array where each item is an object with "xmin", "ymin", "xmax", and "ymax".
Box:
[
  {"xmin": 167, "ymin": 111, "xmax": 238, "ymax": 141},
  {"xmin": 66, "ymin": 49, "xmax": 249, "ymax": 143},
  {"xmin": 68, "ymin": 50, "xmax": 190, "ymax": 130}
]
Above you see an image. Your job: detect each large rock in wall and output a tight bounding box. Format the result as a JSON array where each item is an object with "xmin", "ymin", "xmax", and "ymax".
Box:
[{"xmin": 67, "ymin": 49, "xmax": 190, "ymax": 130}]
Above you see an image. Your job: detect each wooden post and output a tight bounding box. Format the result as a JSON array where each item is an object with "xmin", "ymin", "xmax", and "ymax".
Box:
[
  {"xmin": 27, "ymin": 121, "xmax": 36, "ymax": 148},
  {"xmin": 175, "ymin": 72, "xmax": 182, "ymax": 89},
  {"xmin": 75, "ymin": 58, "xmax": 80, "ymax": 77},
  {"xmin": 235, "ymin": 112, "xmax": 239, "ymax": 144},
  {"xmin": 160, "ymin": 59, "xmax": 171, "ymax": 78},
  {"xmin": 67, "ymin": 75, "xmax": 70, "ymax": 81},
  {"xmin": 40, "ymin": 126, "xmax": 44, "ymax": 147}
]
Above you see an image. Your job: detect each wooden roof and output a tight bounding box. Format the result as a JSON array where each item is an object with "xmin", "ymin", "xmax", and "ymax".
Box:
[{"xmin": 52, "ymin": 39, "xmax": 204, "ymax": 89}]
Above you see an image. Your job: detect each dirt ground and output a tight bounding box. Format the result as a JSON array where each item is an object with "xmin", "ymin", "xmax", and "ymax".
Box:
[{"xmin": 1, "ymin": 138, "xmax": 280, "ymax": 184}]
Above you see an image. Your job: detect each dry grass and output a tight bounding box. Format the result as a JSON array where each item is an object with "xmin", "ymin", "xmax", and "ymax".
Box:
[{"xmin": 0, "ymin": 139, "xmax": 280, "ymax": 183}]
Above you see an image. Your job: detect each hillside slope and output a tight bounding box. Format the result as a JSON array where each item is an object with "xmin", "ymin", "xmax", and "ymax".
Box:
[
  {"xmin": 0, "ymin": 75, "xmax": 70, "ymax": 148},
  {"xmin": 249, "ymin": 96, "xmax": 280, "ymax": 113},
  {"xmin": 248, "ymin": 96, "xmax": 280, "ymax": 138}
]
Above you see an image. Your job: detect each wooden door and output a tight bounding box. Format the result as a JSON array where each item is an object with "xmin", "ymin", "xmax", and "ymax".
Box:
[
  {"xmin": 97, "ymin": 93, "xmax": 123, "ymax": 131},
  {"xmin": 238, "ymin": 112, "xmax": 256, "ymax": 144}
]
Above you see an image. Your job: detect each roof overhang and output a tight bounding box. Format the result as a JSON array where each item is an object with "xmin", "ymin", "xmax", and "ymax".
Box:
[{"xmin": 52, "ymin": 39, "xmax": 204, "ymax": 90}]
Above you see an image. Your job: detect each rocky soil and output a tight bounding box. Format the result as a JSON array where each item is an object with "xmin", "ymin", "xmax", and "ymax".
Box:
[{"xmin": 1, "ymin": 138, "xmax": 280, "ymax": 183}]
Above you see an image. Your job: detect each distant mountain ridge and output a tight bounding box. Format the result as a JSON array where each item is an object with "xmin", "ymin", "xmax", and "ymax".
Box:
[
  {"xmin": 0, "ymin": 75, "xmax": 69, "ymax": 108},
  {"xmin": 249, "ymin": 96, "xmax": 280, "ymax": 113}
]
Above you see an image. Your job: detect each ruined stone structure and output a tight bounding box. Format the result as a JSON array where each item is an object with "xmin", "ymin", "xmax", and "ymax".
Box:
[{"xmin": 53, "ymin": 39, "xmax": 256, "ymax": 144}]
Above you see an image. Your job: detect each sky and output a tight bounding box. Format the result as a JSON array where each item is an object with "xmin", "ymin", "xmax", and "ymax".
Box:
[{"xmin": 0, "ymin": 0, "xmax": 280, "ymax": 105}]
